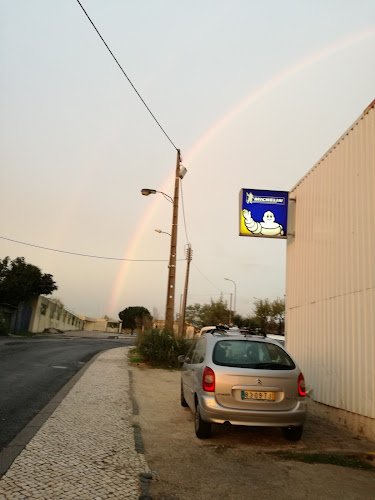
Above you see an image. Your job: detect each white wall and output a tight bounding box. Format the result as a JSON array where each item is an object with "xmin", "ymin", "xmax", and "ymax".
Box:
[
  {"xmin": 286, "ymin": 101, "xmax": 375, "ymax": 439},
  {"xmin": 28, "ymin": 296, "xmax": 84, "ymax": 333}
]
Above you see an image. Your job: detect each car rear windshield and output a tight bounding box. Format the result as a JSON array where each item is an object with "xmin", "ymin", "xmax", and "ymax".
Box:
[{"xmin": 212, "ymin": 340, "xmax": 295, "ymax": 370}]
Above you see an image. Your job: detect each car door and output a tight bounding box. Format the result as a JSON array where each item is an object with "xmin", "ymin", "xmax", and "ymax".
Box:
[{"xmin": 183, "ymin": 337, "xmax": 207, "ymax": 408}]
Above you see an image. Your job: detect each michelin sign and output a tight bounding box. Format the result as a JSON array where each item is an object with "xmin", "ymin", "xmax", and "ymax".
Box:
[{"xmin": 239, "ymin": 189, "xmax": 288, "ymax": 239}]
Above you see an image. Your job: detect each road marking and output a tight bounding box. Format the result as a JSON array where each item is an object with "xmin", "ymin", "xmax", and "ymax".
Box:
[{"xmin": 51, "ymin": 366, "xmax": 68, "ymax": 369}]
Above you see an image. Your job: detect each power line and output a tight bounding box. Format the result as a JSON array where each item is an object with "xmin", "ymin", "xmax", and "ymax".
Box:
[
  {"xmin": 0, "ymin": 236, "xmax": 184, "ymax": 262},
  {"xmin": 75, "ymin": 0, "xmax": 178, "ymax": 151},
  {"xmin": 191, "ymin": 262, "xmax": 224, "ymax": 293},
  {"xmin": 189, "ymin": 293, "xmax": 231, "ymax": 297},
  {"xmin": 180, "ymin": 181, "xmax": 189, "ymax": 245}
]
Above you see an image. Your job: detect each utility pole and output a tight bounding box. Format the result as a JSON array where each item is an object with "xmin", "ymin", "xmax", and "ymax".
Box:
[
  {"xmin": 178, "ymin": 245, "xmax": 192, "ymax": 336},
  {"xmin": 141, "ymin": 149, "xmax": 186, "ymax": 333},
  {"xmin": 165, "ymin": 149, "xmax": 181, "ymax": 332},
  {"xmin": 228, "ymin": 293, "xmax": 232, "ymax": 326},
  {"xmin": 224, "ymin": 278, "xmax": 237, "ymax": 323}
]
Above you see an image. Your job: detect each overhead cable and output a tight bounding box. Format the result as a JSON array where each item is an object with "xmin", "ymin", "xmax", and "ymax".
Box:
[
  {"xmin": 180, "ymin": 181, "xmax": 190, "ymax": 245},
  {"xmin": 0, "ymin": 236, "xmax": 184, "ymax": 262},
  {"xmin": 191, "ymin": 262, "xmax": 224, "ymax": 292},
  {"xmin": 75, "ymin": 0, "xmax": 178, "ymax": 150}
]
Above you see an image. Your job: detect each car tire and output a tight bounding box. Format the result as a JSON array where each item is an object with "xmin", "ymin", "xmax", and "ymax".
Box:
[
  {"xmin": 195, "ymin": 402, "xmax": 211, "ymax": 439},
  {"xmin": 181, "ymin": 382, "xmax": 188, "ymax": 407},
  {"xmin": 282, "ymin": 425, "xmax": 303, "ymax": 441}
]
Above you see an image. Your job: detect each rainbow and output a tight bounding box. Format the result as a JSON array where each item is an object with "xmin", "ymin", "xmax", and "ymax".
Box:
[{"xmin": 107, "ymin": 27, "xmax": 375, "ymax": 316}]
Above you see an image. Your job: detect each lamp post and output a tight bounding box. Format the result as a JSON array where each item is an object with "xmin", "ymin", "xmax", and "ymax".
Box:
[
  {"xmin": 224, "ymin": 278, "xmax": 237, "ymax": 324},
  {"xmin": 141, "ymin": 149, "xmax": 186, "ymax": 332}
]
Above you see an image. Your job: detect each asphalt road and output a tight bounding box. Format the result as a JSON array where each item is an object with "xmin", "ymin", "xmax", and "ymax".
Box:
[{"xmin": 0, "ymin": 336, "xmax": 134, "ymax": 451}]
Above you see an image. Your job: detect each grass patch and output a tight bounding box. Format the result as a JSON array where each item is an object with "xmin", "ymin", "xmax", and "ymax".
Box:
[
  {"xmin": 128, "ymin": 347, "xmax": 145, "ymax": 363},
  {"xmin": 128, "ymin": 347, "xmax": 180, "ymax": 370},
  {"xmin": 273, "ymin": 451, "xmax": 375, "ymax": 471}
]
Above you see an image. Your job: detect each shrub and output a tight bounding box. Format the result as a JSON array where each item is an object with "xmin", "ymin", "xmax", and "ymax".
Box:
[{"xmin": 136, "ymin": 329, "xmax": 191, "ymax": 367}]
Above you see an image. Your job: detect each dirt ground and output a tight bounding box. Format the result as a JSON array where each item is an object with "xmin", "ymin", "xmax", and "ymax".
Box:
[{"xmin": 131, "ymin": 364, "xmax": 375, "ymax": 500}]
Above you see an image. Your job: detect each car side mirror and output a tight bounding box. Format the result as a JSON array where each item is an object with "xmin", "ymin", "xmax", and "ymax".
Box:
[{"xmin": 178, "ymin": 355, "xmax": 186, "ymax": 363}]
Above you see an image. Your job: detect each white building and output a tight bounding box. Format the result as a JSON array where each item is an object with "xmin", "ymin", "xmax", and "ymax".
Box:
[{"xmin": 286, "ymin": 99, "xmax": 375, "ymax": 441}]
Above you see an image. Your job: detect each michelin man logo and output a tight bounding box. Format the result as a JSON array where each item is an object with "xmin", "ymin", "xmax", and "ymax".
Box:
[{"xmin": 242, "ymin": 209, "xmax": 284, "ymax": 236}]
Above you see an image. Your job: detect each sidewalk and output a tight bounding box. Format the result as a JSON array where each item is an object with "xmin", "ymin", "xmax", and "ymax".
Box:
[{"xmin": 0, "ymin": 347, "xmax": 150, "ymax": 500}]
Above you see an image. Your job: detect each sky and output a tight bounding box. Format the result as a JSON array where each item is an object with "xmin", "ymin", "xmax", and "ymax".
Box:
[{"xmin": 1, "ymin": 0, "xmax": 374, "ymax": 322}]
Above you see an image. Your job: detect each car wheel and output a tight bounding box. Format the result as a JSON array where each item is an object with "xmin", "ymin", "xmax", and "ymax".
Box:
[
  {"xmin": 282, "ymin": 425, "xmax": 303, "ymax": 441},
  {"xmin": 195, "ymin": 402, "xmax": 211, "ymax": 439},
  {"xmin": 180, "ymin": 382, "xmax": 188, "ymax": 407}
]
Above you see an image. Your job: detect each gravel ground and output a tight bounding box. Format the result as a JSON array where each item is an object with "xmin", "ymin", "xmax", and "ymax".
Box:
[{"xmin": 132, "ymin": 364, "xmax": 375, "ymax": 500}]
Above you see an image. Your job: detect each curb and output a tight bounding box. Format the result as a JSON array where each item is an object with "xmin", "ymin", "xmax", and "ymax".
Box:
[{"xmin": 128, "ymin": 369, "xmax": 153, "ymax": 500}]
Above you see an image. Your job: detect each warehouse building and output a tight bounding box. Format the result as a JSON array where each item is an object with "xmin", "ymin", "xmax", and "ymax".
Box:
[{"xmin": 286, "ymin": 100, "xmax": 374, "ymax": 441}]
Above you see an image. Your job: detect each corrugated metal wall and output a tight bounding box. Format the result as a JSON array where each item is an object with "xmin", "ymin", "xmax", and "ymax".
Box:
[{"xmin": 286, "ymin": 101, "xmax": 375, "ymax": 419}]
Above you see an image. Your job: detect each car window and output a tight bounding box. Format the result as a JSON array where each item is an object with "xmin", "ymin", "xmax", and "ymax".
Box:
[
  {"xmin": 212, "ymin": 340, "xmax": 295, "ymax": 370},
  {"xmin": 184, "ymin": 341, "xmax": 197, "ymax": 363},
  {"xmin": 191, "ymin": 338, "xmax": 206, "ymax": 364}
]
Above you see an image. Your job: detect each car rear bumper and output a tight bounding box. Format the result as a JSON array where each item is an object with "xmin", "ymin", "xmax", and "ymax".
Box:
[{"xmin": 199, "ymin": 395, "xmax": 307, "ymax": 427}]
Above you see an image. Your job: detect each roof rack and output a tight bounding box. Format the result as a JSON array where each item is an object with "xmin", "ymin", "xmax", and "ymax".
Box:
[
  {"xmin": 240, "ymin": 328, "xmax": 267, "ymax": 338},
  {"xmin": 205, "ymin": 325, "xmax": 230, "ymax": 336}
]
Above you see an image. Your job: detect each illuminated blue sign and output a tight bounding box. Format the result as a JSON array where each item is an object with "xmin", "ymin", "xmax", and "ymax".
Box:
[{"xmin": 239, "ymin": 188, "xmax": 288, "ymax": 239}]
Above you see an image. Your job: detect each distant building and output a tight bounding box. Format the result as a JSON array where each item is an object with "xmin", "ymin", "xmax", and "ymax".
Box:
[
  {"xmin": 79, "ymin": 316, "xmax": 122, "ymax": 333},
  {"xmin": 0, "ymin": 296, "xmax": 84, "ymax": 334}
]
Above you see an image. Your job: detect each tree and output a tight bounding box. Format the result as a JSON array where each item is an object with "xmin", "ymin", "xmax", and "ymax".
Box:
[
  {"xmin": 185, "ymin": 303, "xmax": 202, "ymax": 325},
  {"xmin": 152, "ymin": 307, "xmax": 159, "ymax": 321},
  {"xmin": 251, "ymin": 297, "xmax": 285, "ymax": 335},
  {"xmin": 118, "ymin": 306, "xmax": 152, "ymax": 333},
  {"xmin": 0, "ymin": 256, "xmax": 57, "ymax": 306},
  {"xmin": 185, "ymin": 297, "xmax": 230, "ymax": 327},
  {"xmin": 253, "ymin": 298, "xmax": 272, "ymax": 334},
  {"xmin": 271, "ymin": 298, "xmax": 285, "ymax": 334}
]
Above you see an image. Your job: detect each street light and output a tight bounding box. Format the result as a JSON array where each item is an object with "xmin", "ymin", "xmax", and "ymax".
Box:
[
  {"xmin": 224, "ymin": 278, "xmax": 237, "ymax": 322},
  {"xmin": 141, "ymin": 149, "xmax": 186, "ymax": 332},
  {"xmin": 141, "ymin": 189, "xmax": 173, "ymax": 203},
  {"xmin": 155, "ymin": 229, "xmax": 171, "ymax": 236}
]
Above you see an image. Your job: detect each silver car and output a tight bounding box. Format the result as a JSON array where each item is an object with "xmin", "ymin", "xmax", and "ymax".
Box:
[{"xmin": 179, "ymin": 329, "xmax": 306, "ymax": 440}]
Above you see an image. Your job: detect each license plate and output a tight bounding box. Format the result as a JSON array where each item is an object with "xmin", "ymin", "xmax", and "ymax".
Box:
[{"xmin": 241, "ymin": 390, "xmax": 275, "ymax": 401}]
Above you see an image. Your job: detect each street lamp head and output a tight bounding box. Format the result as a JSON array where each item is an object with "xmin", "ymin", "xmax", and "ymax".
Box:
[
  {"xmin": 154, "ymin": 229, "xmax": 171, "ymax": 236},
  {"xmin": 141, "ymin": 188, "xmax": 157, "ymax": 196},
  {"xmin": 179, "ymin": 166, "xmax": 187, "ymax": 179}
]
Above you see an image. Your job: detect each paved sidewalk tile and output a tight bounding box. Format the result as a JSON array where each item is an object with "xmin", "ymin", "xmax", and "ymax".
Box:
[{"xmin": 0, "ymin": 347, "xmax": 149, "ymax": 499}]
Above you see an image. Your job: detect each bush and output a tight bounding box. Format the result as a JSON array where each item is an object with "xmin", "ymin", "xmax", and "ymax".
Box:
[{"xmin": 136, "ymin": 329, "xmax": 192, "ymax": 367}]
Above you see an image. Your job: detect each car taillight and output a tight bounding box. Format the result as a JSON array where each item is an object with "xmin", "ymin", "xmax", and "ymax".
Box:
[
  {"xmin": 203, "ymin": 367, "xmax": 215, "ymax": 392},
  {"xmin": 298, "ymin": 372, "xmax": 306, "ymax": 397}
]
